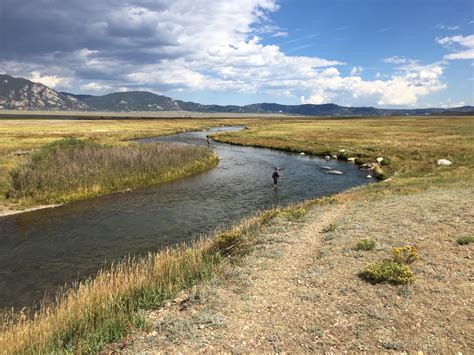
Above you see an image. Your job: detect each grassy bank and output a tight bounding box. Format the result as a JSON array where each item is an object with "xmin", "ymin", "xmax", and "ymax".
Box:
[
  {"xmin": 0, "ymin": 199, "xmax": 318, "ymax": 353},
  {"xmin": 7, "ymin": 137, "xmax": 218, "ymax": 205},
  {"xmin": 0, "ymin": 118, "xmax": 250, "ymax": 212},
  {"xmin": 211, "ymin": 116, "xmax": 474, "ymax": 194}
]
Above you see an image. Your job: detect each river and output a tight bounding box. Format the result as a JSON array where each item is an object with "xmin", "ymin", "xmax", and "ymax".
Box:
[{"xmin": 0, "ymin": 127, "xmax": 374, "ymax": 309}]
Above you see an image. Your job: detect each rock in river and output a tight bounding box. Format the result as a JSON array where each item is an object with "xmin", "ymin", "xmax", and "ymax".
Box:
[{"xmin": 327, "ymin": 169, "xmax": 343, "ymax": 175}]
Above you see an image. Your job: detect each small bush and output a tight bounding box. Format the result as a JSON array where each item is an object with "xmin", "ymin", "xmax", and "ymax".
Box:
[
  {"xmin": 457, "ymin": 235, "xmax": 474, "ymax": 245},
  {"xmin": 336, "ymin": 151, "xmax": 349, "ymax": 160},
  {"xmin": 373, "ymin": 165, "xmax": 386, "ymax": 180},
  {"xmin": 380, "ymin": 157, "xmax": 391, "ymax": 166},
  {"xmin": 360, "ymin": 260, "xmax": 415, "ymax": 285},
  {"xmin": 392, "ymin": 245, "xmax": 420, "ymax": 264},
  {"xmin": 213, "ymin": 230, "xmax": 243, "ymax": 256},
  {"xmin": 355, "ymin": 238, "xmax": 376, "ymax": 251}
]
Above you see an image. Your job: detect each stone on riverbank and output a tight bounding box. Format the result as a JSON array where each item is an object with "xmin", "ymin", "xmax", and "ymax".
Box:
[{"xmin": 437, "ymin": 159, "xmax": 452, "ymax": 166}]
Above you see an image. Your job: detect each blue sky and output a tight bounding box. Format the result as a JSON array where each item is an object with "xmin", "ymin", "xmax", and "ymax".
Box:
[{"xmin": 1, "ymin": 0, "xmax": 473, "ymax": 107}]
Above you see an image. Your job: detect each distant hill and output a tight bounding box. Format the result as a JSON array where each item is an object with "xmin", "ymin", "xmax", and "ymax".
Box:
[
  {"xmin": 1, "ymin": 74, "xmax": 473, "ymax": 116},
  {"xmin": 81, "ymin": 91, "xmax": 181, "ymax": 111},
  {"xmin": 0, "ymin": 75, "xmax": 87, "ymax": 110}
]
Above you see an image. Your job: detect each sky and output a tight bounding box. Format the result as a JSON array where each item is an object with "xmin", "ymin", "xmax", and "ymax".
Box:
[{"xmin": 1, "ymin": 0, "xmax": 473, "ymax": 108}]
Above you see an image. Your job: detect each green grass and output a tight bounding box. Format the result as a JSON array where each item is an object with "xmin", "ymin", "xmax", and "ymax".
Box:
[
  {"xmin": 7, "ymin": 137, "xmax": 218, "ymax": 205},
  {"xmin": 355, "ymin": 238, "xmax": 376, "ymax": 251},
  {"xmin": 456, "ymin": 235, "xmax": 474, "ymax": 245}
]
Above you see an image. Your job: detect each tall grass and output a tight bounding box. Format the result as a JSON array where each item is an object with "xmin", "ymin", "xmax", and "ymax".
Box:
[
  {"xmin": 0, "ymin": 208, "xmax": 271, "ymax": 353},
  {"xmin": 0, "ymin": 199, "xmax": 324, "ymax": 353},
  {"xmin": 7, "ymin": 137, "xmax": 218, "ymax": 204}
]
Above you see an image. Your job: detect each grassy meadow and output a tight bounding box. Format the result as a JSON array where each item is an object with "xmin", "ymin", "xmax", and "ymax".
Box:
[
  {"xmin": 0, "ymin": 118, "xmax": 252, "ymax": 212},
  {"xmin": 212, "ymin": 116, "xmax": 474, "ymax": 197},
  {"xmin": 0, "ymin": 115, "xmax": 472, "ymax": 352}
]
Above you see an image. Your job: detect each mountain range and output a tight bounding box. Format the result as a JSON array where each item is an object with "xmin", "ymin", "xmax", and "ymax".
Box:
[{"xmin": 1, "ymin": 74, "xmax": 473, "ymax": 116}]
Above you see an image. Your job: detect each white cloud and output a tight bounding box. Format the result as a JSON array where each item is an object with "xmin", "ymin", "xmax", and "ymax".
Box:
[
  {"xmin": 322, "ymin": 67, "xmax": 340, "ymax": 76},
  {"xmin": 382, "ymin": 56, "xmax": 415, "ymax": 65},
  {"xmin": 80, "ymin": 82, "xmax": 111, "ymax": 92},
  {"xmin": 439, "ymin": 99, "xmax": 466, "ymax": 108},
  {"xmin": 0, "ymin": 0, "xmax": 452, "ymax": 107},
  {"xmin": 272, "ymin": 31, "xmax": 288, "ymax": 37},
  {"xmin": 435, "ymin": 24, "xmax": 460, "ymax": 30},
  {"xmin": 437, "ymin": 34, "xmax": 474, "ymax": 60},
  {"xmin": 350, "ymin": 66, "xmax": 363, "ymax": 76},
  {"xmin": 29, "ymin": 71, "xmax": 72, "ymax": 89},
  {"xmin": 300, "ymin": 63, "xmax": 446, "ymax": 107}
]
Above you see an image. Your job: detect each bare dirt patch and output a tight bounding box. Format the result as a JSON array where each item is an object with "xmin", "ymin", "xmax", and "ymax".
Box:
[{"xmin": 111, "ymin": 187, "xmax": 473, "ymax": 353}]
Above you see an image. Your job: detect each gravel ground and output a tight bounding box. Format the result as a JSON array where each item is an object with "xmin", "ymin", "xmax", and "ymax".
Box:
[{"xmin": 110, "ymin": 187, "xmax": 473, "ymax": 353}]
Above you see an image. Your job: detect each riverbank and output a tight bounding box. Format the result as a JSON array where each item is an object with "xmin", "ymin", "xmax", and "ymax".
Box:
[
  {"xmin": 0, "ymin": 115, "xmax": 472, "ymax": 352},
  {"xmin": 0, "ymin": 118, "xmax": 244, "ymax": 214},
  {"xmin": 112, "ymin": 186, "xmax": 473, "ymax": 353},
  {"xmin": 6, "ymin": 137, "xmax": 218, "ymax": 207},
  {"xmin": 111, "ymin": 115, "xmax": 473, "ymax": 352}
]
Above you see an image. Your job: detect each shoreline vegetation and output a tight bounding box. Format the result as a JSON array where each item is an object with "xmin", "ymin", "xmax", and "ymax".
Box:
[
  {"xmin": 6, "ymin": 137, "xmax": 218, "ymax": 206},
  {"xmin": 0, "ymin": 115, "xmax": 472, "ymax": 352},
  {"xmin": 0, "ymin": 199, "xmax": 323, "ymax": 353},
  {"xmin": 0, "ymin": 118, "xmax": 243, "ymax": 215}
]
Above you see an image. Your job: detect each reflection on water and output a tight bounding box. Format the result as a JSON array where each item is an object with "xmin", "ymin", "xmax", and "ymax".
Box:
[{"xmin": 0, "ymin": 127, "xmax": 374, "ymax": 309}]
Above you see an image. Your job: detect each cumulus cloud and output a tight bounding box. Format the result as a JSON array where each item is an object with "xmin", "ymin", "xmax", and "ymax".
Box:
[
  {"xmin": 437, "ymin": 34, "xmax": 474, "ymax": 60},
  {"xmin": 29, "ymin": 71, "xmax": 72, "ymax": 89},
  {"xmin": 301, "ymin": 63, "xmax": 445, "ymax": 106},
  {"xmin": 0, "ymin": 0, "xmax": 449, "ymax": 107},
  {"xmin": 350, "ymin": 66, "xmax": 363, "ymax": 76}
]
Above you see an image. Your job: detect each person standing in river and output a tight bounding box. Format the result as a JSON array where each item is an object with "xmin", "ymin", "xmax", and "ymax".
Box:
[{"xmin": 272, "ymin": 167, "xmax": 282, "ymax": 187}]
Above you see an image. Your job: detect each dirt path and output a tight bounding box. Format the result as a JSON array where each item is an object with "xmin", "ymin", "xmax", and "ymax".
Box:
[{"xmin": 115, "ymin": 188, "xmax": 473, "ymax": 353}]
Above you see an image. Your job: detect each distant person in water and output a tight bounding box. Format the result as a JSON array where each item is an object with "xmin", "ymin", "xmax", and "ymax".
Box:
[{"xmin": 272, "ymin": 167, "xmax": 282, "ymax": 187}]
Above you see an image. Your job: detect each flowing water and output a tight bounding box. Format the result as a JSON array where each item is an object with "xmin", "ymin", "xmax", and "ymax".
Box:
[{"xmin": 0, "ymin": 127, "xmax": 374, "ymax": 309}]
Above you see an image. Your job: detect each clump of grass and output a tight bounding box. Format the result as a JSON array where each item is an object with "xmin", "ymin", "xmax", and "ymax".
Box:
[
  {"xmin": 355, "ymin": 238, "xmax": 376, "ymax": 251},
  {"xmin": 7, "ymin": 137, "xmax": 218, "ymax": 204},
  {"xmin": 372, "ymin": 165, "xmax": 386, "ymax": 180},
  {"xmin": 360, "ymin": 259, "xmax": 415, "ymax": 285},
  {"xmin": 322, "ymin": 223, "xmax": 337, "ymax": 233},
  {"xmin": 380, "ymin": 157, "xmax": 390, "ymax": 166},
  {"xmin": 258, "ymin": 209, "xmax": 280, "ymax": 225},
  {"xmin": 213, "ymin": 230, "xmax": 245, "ymax": 257},
  {"xmin": 456, "ymin": 235, "xmax": 474, "ymax": 245},
  {"xmin": 392, "ymin": 245, "xmax": 420, "ymax": 264},
  {"xmin": 280, "ymin": 206, "xmax": 307, "ymax": 221}
]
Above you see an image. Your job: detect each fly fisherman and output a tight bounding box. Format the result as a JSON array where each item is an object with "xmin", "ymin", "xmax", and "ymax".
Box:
[{"xmin": 272, "ymin": 167, "xmax": 282, "ymax": 187}]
